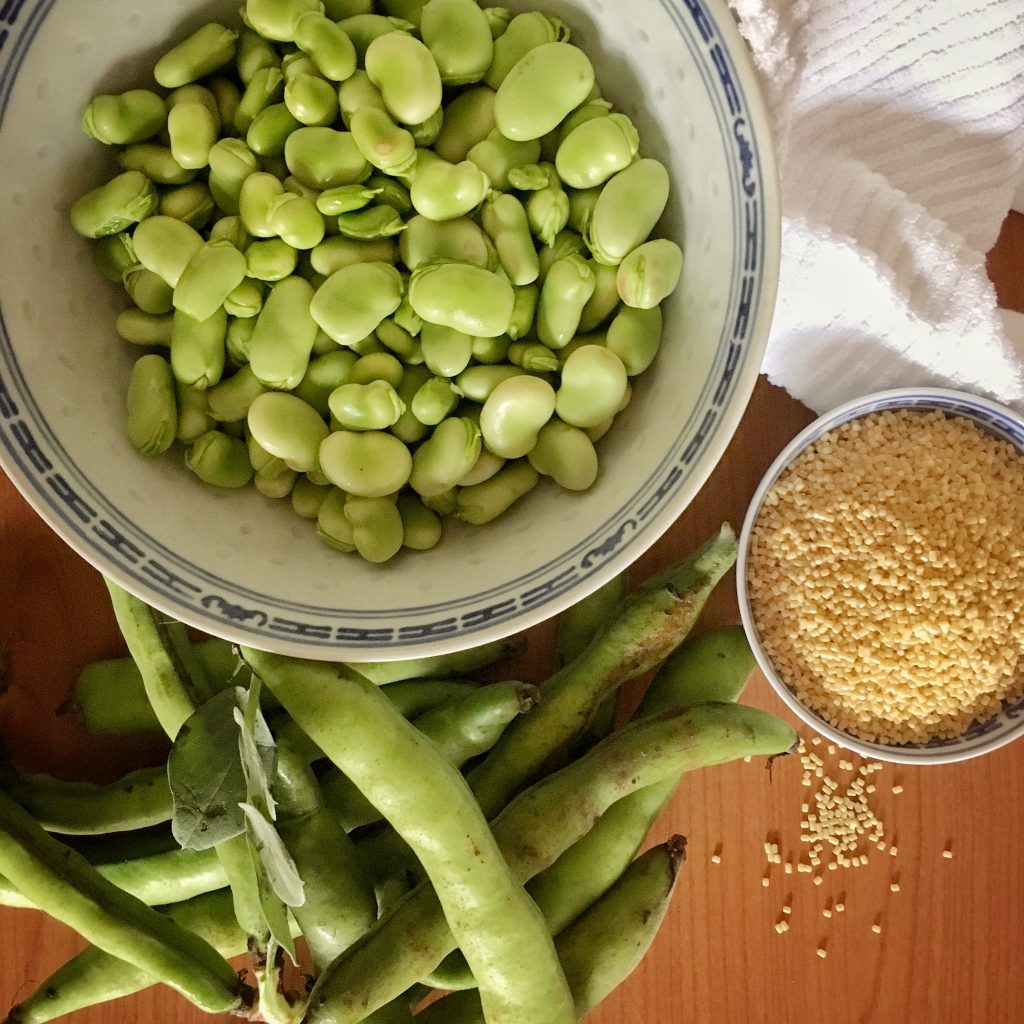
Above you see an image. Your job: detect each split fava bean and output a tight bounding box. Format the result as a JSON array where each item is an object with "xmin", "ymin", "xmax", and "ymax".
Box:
[
  {"xmin": 588, "ymin": 158, "xmax": 670, "ymax": 265},
  {"xmin": 556, "ymin": 114, "xmax": 640, "ymax": 190},
  {"xmin": 159, "ymin": 182, "xmax": 216, "ymax": 230},
  {"xmin": 339, "ymin": 71, "xmax": 387, "ymax": 127},
  {"xmin": 410, "ymin": 416, "xmax": 482, "ymax": 497},
  {"xmin": 433, "ymin": 86, "xmax": 496, "ymax": 163},
  {"xmin": 528, "ymin": 419, "xmax": 598, "ymax": 490},
  {"xmin": 508, "ymin": 283, "xmax": 539, "ymax": 340},
  {"xmin": 338, "ymin": 14, "xmax": 417, "ymax": 61},
  {"xmin": 480, "ymin": 375, "xmax": 556, "ymax": 459},
  {"xmin": 234, "ymin": 66, "xmax": 285, "ymax": 135},
  {"xmin": 459, "ymin": 448, "xmax": 505, "ymax": 487},
  {"xmin": 285, "ymin": 127, "xmax": 372, "ymax": 189},
  {"xmin": 250, "ymin": 275, "xmax": 319, "ymax": 389},
  {"xmin": 120, "ymin": 144, "xmax": 196, "ymax": 185},
  {"xmin": 207, "ymin": 364, "xmax": 268, "ymax": 422},
  {"xmin": 225, "ymin": 278, "xmax": 266, "ymax": 317},
  {"xmin": 311, "ymin": 262, "xmax": 404, "ymax": 346},
  {"xmin": 317, "ymin": 185, "xmax": 381, "ymax": 216},
  {"xmin": 239, "ymin": 172, "xmax": 285, "ymax": 238},
  {"xmin": 421, "ymin": 0, "xmax": 494, "ymax": 86},
  {"xmin": 468, "ymin": 132, "xmax": 540, "ymax": 192},
  {"xmin": 457, "ymin": 460, "xmax": 539, "ymax": 524},
  {"xmin": 482, "ymin": 193, "xmax": 539, "ymax": 286},
  {"xmin": 187, "ymin": 430, "xmax": 253, "ymax": 488},
  {"xmin": 82, "ymin": 90, "xmax": 166, "ymax": 145},
  {"xmin": 71, "ymin": 172, "xmax": 158, "ymax": 238},
  {"xmin": 410, "ymin": 159, "xmax": 489, "ymax": 221},
  {"xmin": 329, "ymin": 380, "xmax": 406, "ymax": 431},
  {"xmin": 170, "ymin": 307, "xmax": 227, "ymax": 390},
  {"xmin": 400, "ymin": 215, "xmax": 493, "ymax": 271},
  {"xmin": 350, "ymin": 106, "xmax": 418, "ymax": 176},
  {"xmin": 207, "ymin": 139, "xmax": 260, "ymax": 215},
  {"xmin": 247, "ymin": 104, "xmax": 303, "ymax": 157},
  {"xmin": 245, "ymin": 0, "xmax": 322, "ymax": 42},
  {"xmin": 154, "ymin": 24, "xmax": 238, "ymax": 89},
  {"xmin": 174, "ymin": 240, "xmax": 248, "ymax": 322},
  {"xmin": 336, "ymin": 205, "xmax": 406, "ymax": 240},
  {"xmin": 317, "ymin": 487, "xmax": 356, "ymax": 551},
  {"xmin": 247, "ymin": 238, "xmax": 299, "ymax": 281},
  {"xmin": 127, "ymin": 355, "xmax": 177, "ymax": 457},
  {"xmin": 295, "ymin": 350, "xmax": 359, "ymax": 414},
  {"xmin": 397, "ymin": 493, "xmax": 442, "ymax": 550},
  {"xmin": 267, "ymin": 192, "xmax": 327, "ymax": 249},
  {"xmin": 117, "ymin": 308, "xmax": 173, "ymax": 347},
  {"xmin": 579, "ymin": 260, "xmax": 620, "ymax": 332},
  {"xmin": 320, "ymin": 430, "xmax": 413, "ymax": 497},
  {"xmin": 494, "ymin": 42, "xmax": 595, "ymax": 142},
  {"xmin": 617, "ymin": 239, "xmax": 683, "ymax": 309},
  {"xmin": 606, "ymin": 304, "xmax": 663, "ymax": 375},
  {"xmin": 248, "ymin": 392, "xmax": 330, "ymax": 472},
  {"xmin": 537, "ymin": 254, "xmax": 596, "ymax": 349},
  {"xmin": 177, "ymin": 381, "xmax": 214, "ymax": 443},
  {"xmin": 485, "ymin": 12, "xmax": 569, "ymax": 90},
  {"xmin": 421, "ymin": 322, "xmax": 473, "ymax": 377},
  {"xmin": 237, "ymin": 29, "xmax": 278, "ymax": 85},
  {"xmin": 311, "ymin": 235, "xmax": 398, "ymax": 275},
  {"xmin": 556, "ymin": 345, "xmax": 628, "ymax": 429},
  {"xmin": 294, "ymin": 13, "xmax": 358, "ymax": 82},
  {"xmin": 168, "ymin": 103, "xmax": 219, "ymax": 170},
  {"xmin": 124, "ymin": 267, "xmax": 175, "ymax": 315},
  {"xmin": 411, "ymin": 377, "xmax": 460, "ymax": 426},
  {"xmin": 285, "ymin": 73, "xmax": 341, "ymax": 127},
  {"xmin": 409, "ymin": 263, "xmax": 514, "ymax": 337},
  {"xmin": 132, "ymin": 216, "xmax": 203, "ymax": 287},
  {"xmin": 365, "ymin": 32, "xmax": 442, "ymax": 126},
  {"xmin": 345, "ymin": 495, "xmax": 405, "ymax": 562},
  {"xmin": 391, "ymin": 364, "xmax": 433, "ymax": 444}
]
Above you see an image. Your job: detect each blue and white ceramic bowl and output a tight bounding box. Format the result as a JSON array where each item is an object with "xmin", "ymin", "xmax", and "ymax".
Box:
[
  {"xmin": 0, "ymin": 0, "xmax": 780, "ymax": 660},
  {"xmin": 738, "ymin": 388, "xmax": 1024, "ymax": 765}
]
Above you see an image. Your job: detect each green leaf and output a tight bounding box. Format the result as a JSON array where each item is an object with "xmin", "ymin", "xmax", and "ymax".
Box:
[
  {"xmin": 168, "ymin": 687, "xmax": 249, "ymax": 851},
  {"xmin": 241, "ymin": 802, "xmax": 306, "ymax": 909},
  {"xmin": 245, "ymin": 816, "xmax": 299, "ymax": 963},
  {"xmin": 234, "ymin": 684, "xmax": 277, "ymax": 820}
]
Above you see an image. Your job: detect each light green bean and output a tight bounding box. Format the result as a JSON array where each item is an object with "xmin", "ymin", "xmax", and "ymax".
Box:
[
  {"xmin": 456, "ymin": 460, "xmax": 539, "ymax": 524},
  {"xmin": 249, "ymin": 275, "xmax": 319, "ymax": 389},
  {"xmin": 82, "ymin": 90, "xmax": 166, "ymax": 146},
  {"xmin": 320, "ymin": 430, "xmax": 413, "ymax": 496},
  {"xmin": 126, "ymin": 354, "xmax": 177, "ymax": 457},
  {"xmin": 409, "ymin": 263, "xmax": 514, "ymax": 338},
  {"xmin": 365, "ymin": 32, "xmax": 442, "ymax": 126},
  {"xmin": 420, "ymin": 0, "xmax": 493, "ymax": 86},
  {"xmin": 71, "ymin": 172, "xmax": 158, "ymax": 238},
  {"xmin": 170, "ymin": 307, "xmax": 227, "ymax": 390},
  {"xmin": 311, "ymin": 262, "xmax": 404, "ymax": 346},
  {"xmin": 154, "ymin": 24, "xmax": 238, "ymax": 89}
]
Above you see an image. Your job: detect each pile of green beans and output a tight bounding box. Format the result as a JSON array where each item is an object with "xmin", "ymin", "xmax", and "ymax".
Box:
[
  {"xmin": 2, "ymin": 530, "xmax": 796, "ymax": 1024},
  {"xmin": 70, "ymin": 0, "xmax": 683, "ymax": 563}
]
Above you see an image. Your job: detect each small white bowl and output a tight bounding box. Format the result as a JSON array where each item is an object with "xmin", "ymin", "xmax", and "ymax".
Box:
[
  {"xmin": 0, "ymin": 0, "xmax": 779, "ymax": 660},
  {"xmin": 737, "ymin": 387, "xmax": 1024, "ymax": 765}
]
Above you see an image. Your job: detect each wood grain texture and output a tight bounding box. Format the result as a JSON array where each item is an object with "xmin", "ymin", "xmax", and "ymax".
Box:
[{"xmin": 1, "ymin": 214, "xmax": 1022, "ymax": 1024}]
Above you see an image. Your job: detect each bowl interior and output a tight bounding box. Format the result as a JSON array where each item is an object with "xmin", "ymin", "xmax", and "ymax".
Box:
[
  {"xmin": 737, "ymin": 388, "xmax": 1024, "ymax": 765},
  {"xmin": 0, "ymin": 0, "xmax": 778, "ymax": 658}
]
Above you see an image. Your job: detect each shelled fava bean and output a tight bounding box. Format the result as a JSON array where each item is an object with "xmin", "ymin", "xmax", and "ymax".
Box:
[{"xmin": 71, "ymin": 0, "xmax": 684, "ymax": 563}]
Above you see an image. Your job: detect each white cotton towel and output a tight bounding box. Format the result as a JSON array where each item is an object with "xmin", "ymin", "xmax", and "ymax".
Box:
[{"xmin": 727, "ymin": 0, "xmax": 1024, "ymax": 414}]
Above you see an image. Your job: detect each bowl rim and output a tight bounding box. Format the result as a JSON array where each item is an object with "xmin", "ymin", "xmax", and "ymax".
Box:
[
  {"xmin": 0, "ymin": 0, "xmax": 782, "ymax": 661},
  {"xmin": 736, "ymin": 386, "xmax": 1024, "ymax": 765}
]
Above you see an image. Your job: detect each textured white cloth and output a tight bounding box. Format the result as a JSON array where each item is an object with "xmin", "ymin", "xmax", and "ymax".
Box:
[{"xmin": 727, "ymin": 0, "xmax": 1024, "ymax": 414}]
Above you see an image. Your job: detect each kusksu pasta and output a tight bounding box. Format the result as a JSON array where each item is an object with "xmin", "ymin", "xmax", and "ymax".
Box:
[{"xmin": 747, "ymin": 408, "xmax": 1024, "ymax": 746}]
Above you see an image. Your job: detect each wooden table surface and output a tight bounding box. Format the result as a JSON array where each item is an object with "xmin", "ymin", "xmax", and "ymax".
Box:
[{"xmin": 1, "ymin": 212, "xmax": 1022, "ymax": 1024}]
